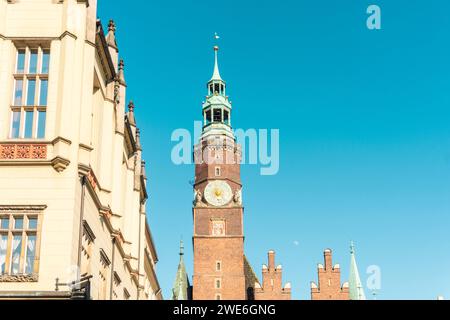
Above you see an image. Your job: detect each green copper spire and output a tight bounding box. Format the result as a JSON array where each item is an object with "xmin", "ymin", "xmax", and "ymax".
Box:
[
  {"xmin": 172, "ymin": 240, "xmax": 189, "ymax": 300},
  {"xmin": 349, "ymin": 241, "xmax": 366, "ymax": 300}
]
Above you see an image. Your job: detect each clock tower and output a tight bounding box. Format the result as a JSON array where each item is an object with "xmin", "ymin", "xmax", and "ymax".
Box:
[{"xmin": 192, "ymin": 45, "xmax": 246, "ymax": 300}]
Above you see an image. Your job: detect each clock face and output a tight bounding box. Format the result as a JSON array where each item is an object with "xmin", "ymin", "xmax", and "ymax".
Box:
[{"xmin": 204, "ymin": 180, "xmax": 233, "ymax": 206}]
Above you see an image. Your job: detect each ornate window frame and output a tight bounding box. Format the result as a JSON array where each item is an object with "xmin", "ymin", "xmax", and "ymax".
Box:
[{"xmin": 0, "ymin": 205, "xmax": 45, "ymax": 283}]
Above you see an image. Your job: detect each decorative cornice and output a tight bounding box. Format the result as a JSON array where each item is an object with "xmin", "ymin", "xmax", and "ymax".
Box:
[
  {"xmin": 193, "ymin": 235, "xmax": 245, "ymax": 239},
  {"xmin": 79, "ymin": 143, "xmax": 93, "ymax": 152},
  {"xmin": 0, "ymin": 140, "xmax": 50, "ymax": 145},
  {"xmin": 0, "ymin": 205, "xmax": 47, "ymax": 212},
  {"xmin": 51, "ymin": 156, "xmax": 70, "ymax": 172},
  {"xmin": 78, "ymin": 163, "xmax": 90, "ymax": 176},
  {"xmin": 0, "ymin": 160, "xmax": 51, "ymax": 166},
  {"xmin": 84, "ymin": 39, "xmax": 96, "ymax": 48},
  {"xmin": 59, "ymin": 31, "xmax": 77, "ymax": 41},
  {"xmin": 194, "ymin": 177, "xmax": 242, "ymax": 188},
  {"xmin": 52, "ymin": 136, "xmax": 72, "ymax": 146}
]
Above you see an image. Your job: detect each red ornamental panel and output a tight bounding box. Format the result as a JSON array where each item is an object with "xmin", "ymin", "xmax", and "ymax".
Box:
[{"xmin": 0, "ymin": 144, "xmax": 47, "ymax": 160}]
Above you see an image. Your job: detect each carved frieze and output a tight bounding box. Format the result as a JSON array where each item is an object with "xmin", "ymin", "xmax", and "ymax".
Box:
[
  {"xmin": 0, "ymin": 274, "xmax": 38, "ymax": 283},
  {"xmin": 0, "ymin": 144, "xmax": 47, "ymax": 160}
]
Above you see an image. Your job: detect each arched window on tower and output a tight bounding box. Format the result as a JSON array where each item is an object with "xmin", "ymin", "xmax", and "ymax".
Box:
[
  {"xmin": 205, "ymin": 109, "xmax": 211, "ymax": 125},
  {"xmin": 224, "ymin": 110, "xmax": 229, "ymax": 125},
  {"xmin": 213, "ymin": 109, "xmax": 222, "ymax": 122}
]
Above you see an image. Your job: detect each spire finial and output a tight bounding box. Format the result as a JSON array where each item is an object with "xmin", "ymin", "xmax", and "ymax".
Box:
[
  {"xmin": 210, "ymin": 33, "xmax": 222, "ymax": 81},
  {"xmin": 179, "ymin": 239, "xmax": 184, "ymax": 256},
  {"xmin": 350, "ymin": 241, "xmax": 355, "ymax": 254}
]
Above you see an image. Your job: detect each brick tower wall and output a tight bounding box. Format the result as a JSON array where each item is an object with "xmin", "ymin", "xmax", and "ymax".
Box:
[{"xmin": 192, "ymin": 137, "xmax": 246, "ymax": 300}]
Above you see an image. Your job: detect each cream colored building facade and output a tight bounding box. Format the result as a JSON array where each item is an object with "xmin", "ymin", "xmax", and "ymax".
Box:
[{"xmin": 0, "ymin": 0, "xmax": 162, "ymax": 300}]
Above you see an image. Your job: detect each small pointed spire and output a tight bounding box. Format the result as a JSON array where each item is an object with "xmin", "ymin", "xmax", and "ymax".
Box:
[
  {"xmin": 210, "ymin": 45, "xmax": 222, "ymax": 81},
  {"xmin": 117, "ymin": 59, "xmax": 126, "ymax": 86},
  {"xmin": 106, "ymin": 19, "xmax": 117, "ymax": 48},
  {"xmin": 179, "ymin": 240, "xmax": 184, "ymax": 256},
  {"xmin": 349, "ymin": 241, "xmax": 366, "ymax": 300},
  {"xmin": 128, "ymin": 100, "xmax": 136, "ymax": 126},
  {"xmin": 172, "ymin": 239, "xmax": 189, "ymax": 300},
  {"xmin": 135, "ymin": 128, "xmax": 142, "ymax": 151}
]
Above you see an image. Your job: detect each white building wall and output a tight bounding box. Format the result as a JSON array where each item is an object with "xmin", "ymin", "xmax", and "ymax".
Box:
[{"xmin": 0, "ymin": 0, "xmax": 160, "ymax": 300}]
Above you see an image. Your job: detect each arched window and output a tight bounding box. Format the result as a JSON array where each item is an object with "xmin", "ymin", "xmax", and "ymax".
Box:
[
  {"xmin": 213, "ymin": 109, "xmax": 222, "ymax": 122},
  {"xmin": 223, "ymin": 110, "xmax": 229, "ymax": 125}
]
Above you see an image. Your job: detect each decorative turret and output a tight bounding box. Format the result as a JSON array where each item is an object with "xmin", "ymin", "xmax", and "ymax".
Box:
[
  {"xmin": 172, "ymin": 240, "xmax": 190, "ymax": 300},
  {"xmin": 201, "ymin": 38, "xmax": 233, "ymax": 139},
  {"xmin": 106, "ymin": 19, "xmax": 118, "ymax": 49},
  {"xmin": 127, "ymin": 100, "xmax": 136, "ymax": 127},
  {"xmin": 141, "ymin": 160, "xmax": 147, "ymax": 181},
  {"xmin": 117, "ymin": 59, "xmax": 126, "ymax": 86},
  {"xmin": 349, "ymin": 241, "xmax": 366, "ymax": 300},
  {"xmin": 106, "ymin": 19, "xmax": 119, "ymax": 70},
  {"xmin": 135, "ymin": 128, "xmax": 142, "ymax": 151}
]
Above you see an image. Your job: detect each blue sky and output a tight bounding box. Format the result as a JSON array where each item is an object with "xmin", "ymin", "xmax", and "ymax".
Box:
[{"xmin": 98, "ymin": 0, "xmax": 450, "ymax": 300}]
